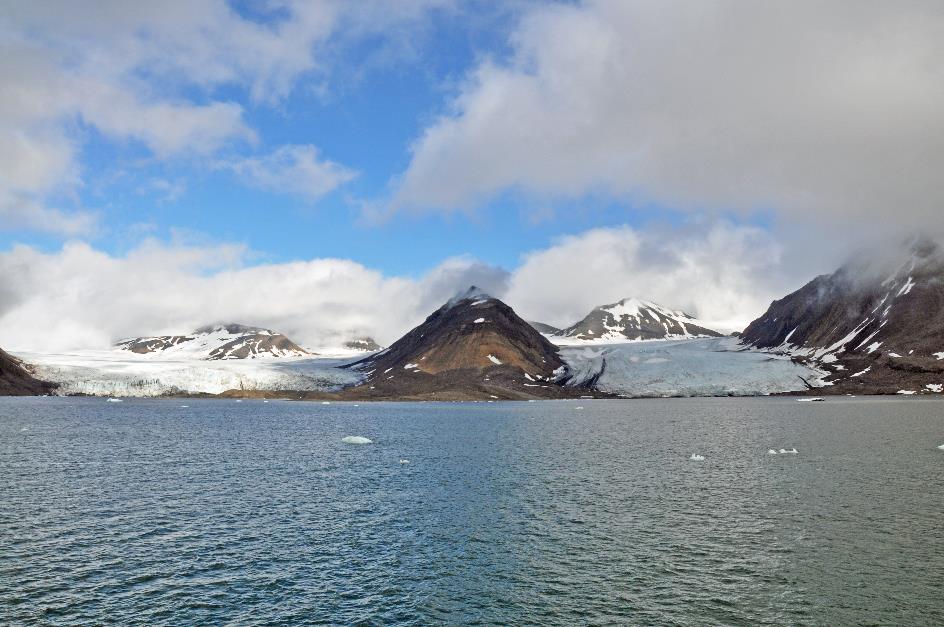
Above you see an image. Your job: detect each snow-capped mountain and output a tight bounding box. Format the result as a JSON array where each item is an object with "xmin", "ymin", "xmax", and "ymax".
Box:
[
  {"xmin": 741, "ymin": 238, "xmax": 944, "ymax": 394},
  {"xmin": 116, "ymin": 323, "xmax": 310, "ymax": 360},
  {"xmin": 556, "ymin": 298, "xmax": 723, "ymax": 342}
]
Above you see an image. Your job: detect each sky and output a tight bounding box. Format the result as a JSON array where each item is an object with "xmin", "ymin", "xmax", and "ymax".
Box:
[{"xmin": 1, "ymin": 1, "xmax": 942, "ymax": 351}]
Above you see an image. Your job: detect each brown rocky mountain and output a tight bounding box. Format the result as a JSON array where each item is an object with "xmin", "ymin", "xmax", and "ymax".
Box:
[
  {"xmin": 339, "ymin": 287, "xmax": 601, "ymax": 400},
  {"xmin": 556, "ymin": 298, "xmax": 723, "ymax": 341},
  {"xmin": 0, "ymin": 347, "xmax": 54, "ymax": 396},
  {"xmin": 741, "ymin": 238, "xmax": 944, "ymax": 395}
]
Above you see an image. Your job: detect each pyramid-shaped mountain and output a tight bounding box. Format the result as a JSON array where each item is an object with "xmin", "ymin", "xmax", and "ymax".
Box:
[{"xmin": 341, "ymin": 287, "xmax": 592, "ymax": 400}]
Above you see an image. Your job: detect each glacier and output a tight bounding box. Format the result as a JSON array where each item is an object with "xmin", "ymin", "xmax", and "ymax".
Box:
[
  {"xmin": 19, "ymin": 350, "xmax": 362, "ymax": 397},
  {"xmin": 19, "ymin": 337, "xmax": 823, "ymax": 399},
  {"xmin": 557, "ymin": 337, "xmax": 824, "ymax": 397}
]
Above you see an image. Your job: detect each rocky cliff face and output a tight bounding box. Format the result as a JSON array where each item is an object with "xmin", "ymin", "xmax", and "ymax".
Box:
[
  {"xmin": 0, "ymin": 348, "xmax": 54, "ymax": 395},
  {"xmin": 741, "ymin": 239, "xmax": 944, "ymax": 394},
  {"xmin": 557, "ymin": 298, "xmax": 723, "ymax": 341}
]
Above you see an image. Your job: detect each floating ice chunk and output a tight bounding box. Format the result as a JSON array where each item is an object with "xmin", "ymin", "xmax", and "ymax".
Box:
[
  {"xmin": 21, "ymin": 427, "xmax": 29, "ymax": 432},
  {"xmin": 322, "ymin": 401, "xmax": 331, "ymax": 405},
  {"xmin": 938, "ymin": 444, "xmax": 944, "ymax": 450},
  {"xmin": 399, "ymin": 459, "xmax": 410, "ymax": 464},
  {"xmin": 575, "ymin": 406, "xmax": 584, "ymax": 410},
  {"xmin": 768, "ymin": 449, "xmax": 777, "ymax": 455},
  {"xmin": 473, "ymin": 318, "xmax": 485, "ymax": 324},
  {"xmin": 780, "ymin": 448, "xmax": 798, "ymax": 454},
  {"xmin": 897, "ymin": 390, "xmax": 917, "ymax": 395},
  {"xmin": 342, "ymin": 436, "xmax": 372, "ymax": 444},
  {"xmin": 106, "ymin": 398, "xmax": 123, "ymax": 403},
  {"xmin": 690, "ymin": 453, "xmax": 705, "ymax": 461},
  {"xmin": 797, "ymin": 397, "xmax": 824, "ymax": 402},
  {"xmin": 180, "ymin": 405, "xmax": 189, "ymax": 408}
]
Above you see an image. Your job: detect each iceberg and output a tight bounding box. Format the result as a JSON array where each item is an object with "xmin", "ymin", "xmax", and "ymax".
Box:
[{"xmin": 342, "ymin": 436, "xmax": 373, "ymax": 445}]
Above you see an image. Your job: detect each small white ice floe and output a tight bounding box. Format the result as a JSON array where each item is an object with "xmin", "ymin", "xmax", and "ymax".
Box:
[
  {"xmin": 778, "ymin": 448, "xmax": 798, "ymax": 454},
  {"xmin": 180, "ymin": 405, "xmax": 189, "ymax": 408},
  {"xmin": 796, "ymin": 397, "xmax": 824, "ymax": 402},
  {"xmin": 937, "ymin": 444, "xmax": 944, "ymax": 450},
  {"xmin": 322, "ymin": 401, "xmax": 331, "ymax": 405},
  {"xmin": 399, "ymin": 459, "xmax": 410, "ymax": 464},
  {"xmin": 342, "ymin": 436, "xmax": 372, "ymax": 445},
  {"xmin": 768, "ymin": 449, "xmax": 778, "ymax": 455},
  {"xmin": 20, "ymin": 427, "xmax": 29, "ymax": 432},
  {"xmin": 575, "ymin": 406, "xmax": 584, "ymax": 410},
  {"xmin": 106, "ymin": 398, "xmax": 123, "ymax": 403},
  {"xmin": 690, "ymin": 453, "xmax": 705, "ymax": 461}
]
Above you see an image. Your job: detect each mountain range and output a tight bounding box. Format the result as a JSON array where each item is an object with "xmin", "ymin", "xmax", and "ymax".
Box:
[
  {"xmin": 116, "ymin": 323, "xmax": 310, "ymax": 360},
  {"xmin": 3, "ymin": 241, "xmax": 943, "ymax": 398}
]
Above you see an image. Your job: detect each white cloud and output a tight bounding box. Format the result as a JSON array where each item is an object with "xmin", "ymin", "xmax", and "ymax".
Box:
[
  {"xmin": 506, "ymin": 222, "xmax": 794, "ymax": 333},
  {"xmin": 0, "ymin": 0, "xmax": 451, "ymax": 233},
  {"xmin": 395, "ymin": 1, "xmax": 944, "ymax": 234},
  {"xmin": 0, "ymin": 239, "xmax": 507, "ymax": 352},
  {"xmin": 221, "ymin": 145, "xmax": 358, "ymax": 202},
  {"xmin": 0, "ymin": 193, "xmax": 99, "ymax": 237},
  {"xmin": 0, "ymin": 222, "xmax": 806, "ymax": 353}
]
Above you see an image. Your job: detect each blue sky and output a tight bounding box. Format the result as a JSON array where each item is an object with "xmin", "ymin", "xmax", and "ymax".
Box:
[
  {"xmin": 0, "ymin": 1, "xmax": 756, "ymax": 275},
  {"xmin": 1, "ymin": 1, "xmax": 939, "ymax": 349}
]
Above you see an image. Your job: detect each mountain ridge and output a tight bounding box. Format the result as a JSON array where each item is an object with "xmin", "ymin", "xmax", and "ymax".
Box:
[
  {"xmin": 741, "ymin": 239, "xmax": 944, "ymax": 394},
  {"xmin": 116, "ymin": 323, "xmax": 310, "ymax": 360},
  {"xmin": 556, "ymin": 297, "xmax": 724, "ymax": 342}
]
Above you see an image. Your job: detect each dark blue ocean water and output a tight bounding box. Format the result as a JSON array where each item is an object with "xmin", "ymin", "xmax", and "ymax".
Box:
[{"xmin": 1, "ymin": 396, "xmax": 943, "ymax": 625}]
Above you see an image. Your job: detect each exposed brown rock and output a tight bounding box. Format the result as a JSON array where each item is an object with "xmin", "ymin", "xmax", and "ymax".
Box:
[
  {"xmin": 332, "ymin": 287, "xmax": 603, "ymax": 400},
  {"xmin": 0, "ymin": 347, "xmax": 55, "ymax": 396}
]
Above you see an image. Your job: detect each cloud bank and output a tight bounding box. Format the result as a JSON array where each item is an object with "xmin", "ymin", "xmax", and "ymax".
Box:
[
  {"xmin": 0, "ymin": 222, "xmax": 797, "ymax": 352},
  {"xmin": 395, "ymin": 0, "xmax": 944, "ymax": 234}
]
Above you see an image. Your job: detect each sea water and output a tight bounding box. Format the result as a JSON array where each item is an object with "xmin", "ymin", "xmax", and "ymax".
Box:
[{"xmin": 2, "ymin": 396, "xmax": 943, "ymax": 625}]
